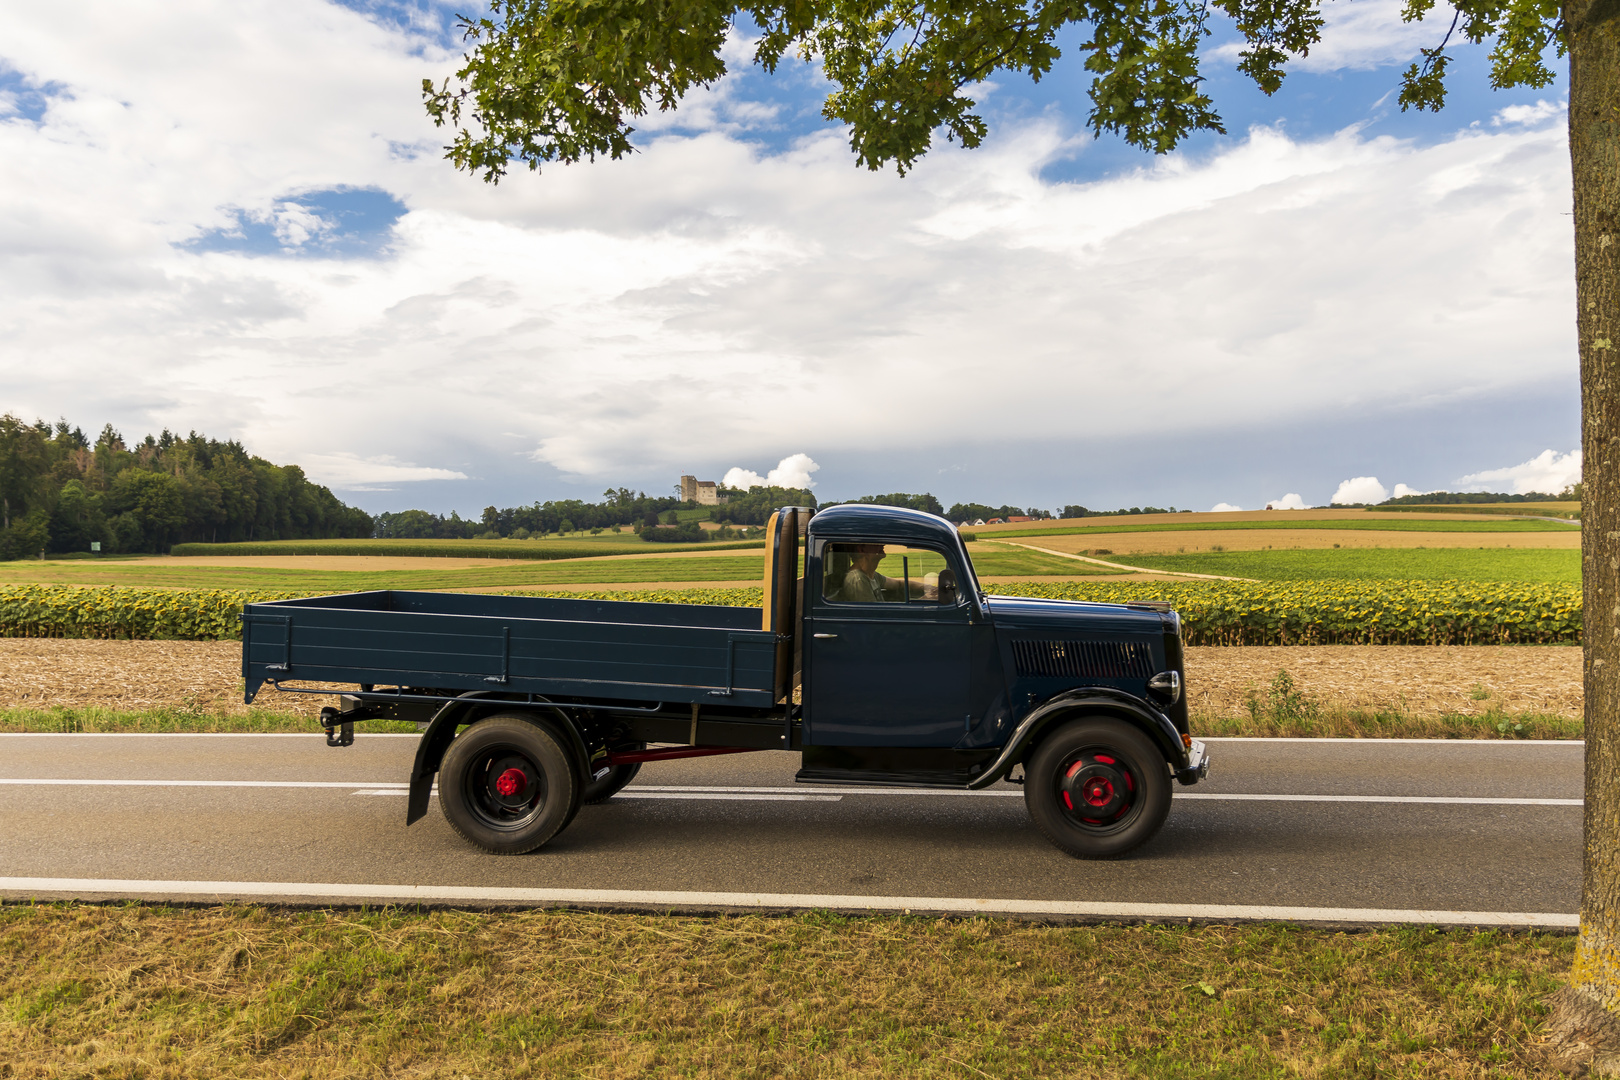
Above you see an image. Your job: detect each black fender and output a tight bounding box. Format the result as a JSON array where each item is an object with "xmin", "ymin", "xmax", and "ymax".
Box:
[
  {"xmin": 406, "ymin": 694, "xmax": 591, "ymax": 826},
  {"xmin": 967, "ymin": 687, "xmax": 1187, "ymax": 790}
]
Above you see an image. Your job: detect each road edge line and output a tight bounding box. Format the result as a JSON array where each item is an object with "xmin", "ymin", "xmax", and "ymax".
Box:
[{"xmin": 0, "ymin": 877, "xmax": 1579, "ymax": 928}]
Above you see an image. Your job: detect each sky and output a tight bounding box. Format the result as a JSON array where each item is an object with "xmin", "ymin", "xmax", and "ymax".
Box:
[{"xmin": 0, "ymin": 0, "xmax": 1580, "ymax": 515}]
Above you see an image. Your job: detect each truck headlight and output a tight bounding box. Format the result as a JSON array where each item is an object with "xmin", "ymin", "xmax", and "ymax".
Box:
[{"xmin": 1147, "ymin": 670, "xmax": 1181, "ymax": 705}]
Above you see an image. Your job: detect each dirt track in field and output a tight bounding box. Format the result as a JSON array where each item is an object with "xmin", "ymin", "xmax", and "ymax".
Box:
[{"xmin": 0, "ymin": 639, "xmax": 1581, "ymax": 719}]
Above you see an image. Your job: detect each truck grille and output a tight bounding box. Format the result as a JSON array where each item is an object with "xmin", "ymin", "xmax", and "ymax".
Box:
[{"xmin": 1012, "ymin": 639, "xmax": 1156, "ymax": 680}]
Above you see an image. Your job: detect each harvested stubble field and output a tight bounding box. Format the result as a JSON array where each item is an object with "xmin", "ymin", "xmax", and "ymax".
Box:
[
  {"xmin": 0, "ymin": 904, "xmax": 1570, "ymax": 1079},
  {"xmin": 1008, "ymin": 527, "xmax": 1581, "ymax": 555},
  {"xmin": 0, "ymin": 638, "xmax": 1582, "ymax": 738}
]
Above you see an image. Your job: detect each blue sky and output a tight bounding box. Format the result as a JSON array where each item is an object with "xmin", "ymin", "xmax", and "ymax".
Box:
[{"xmin": 0, "ymin": 1, "xmax": 1579, "ymax": 513}]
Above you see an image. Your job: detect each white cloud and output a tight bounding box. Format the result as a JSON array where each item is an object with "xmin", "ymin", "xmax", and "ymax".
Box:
[
  {"xmin": 722, "ymin": 453, "xmax": 820, "ymax": 490},
  {"xmin": 1331, "ymin": 477, "xmax": 1389, "ymax": 504},
  {"xmin": 1391, "ymin": 482, "xmax": 1431, "ymax": 499},
  {"xmin": 1266, "ymin": 493, "xmax": 1309, "ymax": 510},
  {"xmin": 1456, "ymin": 449, "xmax": 1581, "ymax": 495},
  {"xmin": 266, "ymin": 202, "xmax": 333, "ymax": 247},
  {"xmin": 1210, "ymin": 502, "xmax": 1244, "ymax": 513},
  {"xmin": 1495, "ymin": 100, "xmax": 1566, "ymax": 127},
  {"xmin": 1209, "ymin": 0, "xmax": 1438, "ymax": 74},
  {"xmin": 298, "ymin": 452, "xmax": 469, "ymax": 490},
  {"xmin": 0, "ymin": 3, "xmax": 1579, "ymax": 504}
]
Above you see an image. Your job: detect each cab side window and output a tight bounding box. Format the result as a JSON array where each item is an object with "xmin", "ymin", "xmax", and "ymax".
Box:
[{"xmin": 822, "ymin": 543, "xmax": 959, "ymax": 605}]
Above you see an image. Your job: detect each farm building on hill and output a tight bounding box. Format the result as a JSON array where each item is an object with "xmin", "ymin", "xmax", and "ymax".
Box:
[{"xmin": 679, "ymin": 475, "xmax": 728, "ymax": 506}]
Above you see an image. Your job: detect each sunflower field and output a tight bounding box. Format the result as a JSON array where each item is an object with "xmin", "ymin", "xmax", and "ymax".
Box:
[{"xmin": 0, "ymin": 580, "xmax": 1581, "ymax": 645}]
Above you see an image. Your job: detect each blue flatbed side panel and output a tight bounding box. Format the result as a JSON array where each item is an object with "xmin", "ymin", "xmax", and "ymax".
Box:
[{"xmin": 242, "ymin": 591, "xmax": 774, "ymax": 706}]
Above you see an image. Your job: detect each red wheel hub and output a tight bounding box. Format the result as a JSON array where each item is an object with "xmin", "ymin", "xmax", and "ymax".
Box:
[
  {"xmin": 1060, "ymin": 753, "xmax": 1134, "ymax": 823},
  {"xmin": 494, "ymin": 768, "xmax": 527, "ymax": 797}
]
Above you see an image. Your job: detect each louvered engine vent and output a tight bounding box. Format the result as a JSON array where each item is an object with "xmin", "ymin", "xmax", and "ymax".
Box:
[{"xmin": 1012, "ymin": 639, "xmax": 1156, "ymax": 680}]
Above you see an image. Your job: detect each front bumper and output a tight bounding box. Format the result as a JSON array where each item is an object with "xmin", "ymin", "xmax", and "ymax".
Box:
[{"xmin": 1174, "ymin": 739, "xmax": 1210, "ymax": 786}]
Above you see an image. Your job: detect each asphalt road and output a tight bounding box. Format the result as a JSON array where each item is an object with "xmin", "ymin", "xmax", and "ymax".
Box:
[{"xmin": 0, "ymin": 733, "xmax": 1582, "ymax": 924}]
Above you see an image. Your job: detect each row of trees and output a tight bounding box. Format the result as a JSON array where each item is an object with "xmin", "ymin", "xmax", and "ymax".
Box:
[
  {"xmin": 1380, "ymin": 488, "xmax": 1581, "ymax": 505},
  {"xmin": 0, "ymin": 415, "xmax": 373, "ymax": 560},
  {"xmin": 817, "ymin": 494, "xmax": 1184, "ymax": 523}
]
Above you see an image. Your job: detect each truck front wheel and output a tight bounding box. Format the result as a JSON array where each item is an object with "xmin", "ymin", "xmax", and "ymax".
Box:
[
  {"xmin": 1024, "ymin": 718, "xmax": 1171, "ymax": 859},
  {"xmin": 439, "ymin": 716, "xmax": 578, "ymax": 855}
]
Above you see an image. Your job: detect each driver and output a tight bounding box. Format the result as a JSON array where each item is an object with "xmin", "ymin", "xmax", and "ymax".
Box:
[{"xmin": 838, "ymin": 544, "xmax": 937, "ymax": 602}]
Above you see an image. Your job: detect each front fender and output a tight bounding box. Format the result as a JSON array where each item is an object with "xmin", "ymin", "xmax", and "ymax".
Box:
[{"xmin": 967, "ymin": 687, "xmax": 1187, "ymax": 790}]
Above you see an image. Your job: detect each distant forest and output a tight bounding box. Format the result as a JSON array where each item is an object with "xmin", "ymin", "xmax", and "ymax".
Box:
[
  {"xmin": 0, "ymin": 415, "xmax": 373, "ymax": 559},
  {"xmin": 1379, "ymin": 489, "xmax": 1580, "ymax": 505},
  {"xmin": 0, "ymin": 411, "xmax": 1235, "ymax": 559},
  {"xmin": 388, "ymin": 489, "xmax": 1158, "ymax": 543}
]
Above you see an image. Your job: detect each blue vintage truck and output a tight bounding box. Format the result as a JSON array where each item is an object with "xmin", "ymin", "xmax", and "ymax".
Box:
[{"xmin": 242, "ymin": 504, "xmax": 1208, "ymax": 858}]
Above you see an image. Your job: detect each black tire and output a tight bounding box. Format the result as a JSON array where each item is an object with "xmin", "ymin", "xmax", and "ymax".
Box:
[
  {"xmin": 439, "ymin": 715, "xmax": 579, "ymax": 855},
  {"xmin": 582, "ymin": 744, "xmax": 644, "ymax": 805},
  {"xmin": 1024, "ymin": 717, "xmax": 1172, "ymax": 859}
]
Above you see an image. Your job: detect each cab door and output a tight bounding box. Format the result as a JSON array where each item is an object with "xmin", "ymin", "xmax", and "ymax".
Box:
[{"xmin": 804, "ymin": 540, "xmax": 972, "ymax": 747}]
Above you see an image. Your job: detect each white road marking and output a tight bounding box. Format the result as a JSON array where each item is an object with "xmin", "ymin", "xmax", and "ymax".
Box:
[
  {"xmin": 0, "ymin": 778, "xmax": 408, "ymax": 789},
  {"xmin": 351, "ymin": 789, "xmax": 842, "ymax": 802},
  {"xmin": 0, "ymin": 778, "xmax": 1581, "ymax": 805},
  {"xmin": 1179, "ymin": 793, "xmax": 1581, "ymax": 806},
  {"xmin": 0, "ymin": 734, "xmax": 1584, "ymax": 745},
  {"xmin": 0, "ymin": 876, "xmax": 1577, "ymax": 928},
  {"xmin": 616, "ymin": 791, "xmax": 841, "ymax": 802},
  {"xmin": 0, "ymin": 732, "xmax": 421, "ymax": 738},
  {"xmin": 1200, "ymin": 737, "xmax": 1585, "ymax": 746}
]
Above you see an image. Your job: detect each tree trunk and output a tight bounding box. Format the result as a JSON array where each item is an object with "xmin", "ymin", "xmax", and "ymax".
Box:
[{"xmin": 1550, "ymin": 2, "xmax": 1620, "ymax": 1073}]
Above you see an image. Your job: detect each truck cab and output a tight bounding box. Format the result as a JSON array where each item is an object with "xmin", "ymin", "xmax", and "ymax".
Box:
[{"xmin": 242, "ymin": 503, "xmax": 1207, "ymax": 859}]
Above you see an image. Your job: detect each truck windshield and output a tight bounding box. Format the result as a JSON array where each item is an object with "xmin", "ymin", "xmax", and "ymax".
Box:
[{"xmin": 823, "ymin": 543, "xmax": 961, "ymax": 604}]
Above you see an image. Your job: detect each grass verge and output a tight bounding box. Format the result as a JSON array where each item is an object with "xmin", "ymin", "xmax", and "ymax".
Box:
[
  {"xmin": 0, "ymin": 704, "xmax": 1582, "ymax": 738},
  {"xmin": 0, "ymin": 904, "xmax": 1571, "ymax": 1079},
  {"xmin": 0, "ymin": 706, "xmax": 419, "ymax": 734}
]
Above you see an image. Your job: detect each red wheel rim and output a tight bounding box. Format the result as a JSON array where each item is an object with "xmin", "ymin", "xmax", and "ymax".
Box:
[{"xmin": 1057, "ymin": 749, "xmax": 1138, "ymax": 828}]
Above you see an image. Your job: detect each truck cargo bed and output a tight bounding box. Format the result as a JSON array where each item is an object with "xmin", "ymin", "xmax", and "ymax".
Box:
[{"xmin": 242, "ymin": 590, "xmax": 777, "ymax": 708}]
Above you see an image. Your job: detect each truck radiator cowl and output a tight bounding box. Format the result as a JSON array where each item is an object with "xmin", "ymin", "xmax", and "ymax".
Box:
[{"xmin": 1010, "ymin": 639, "xmax": 1156, "ymax": 680}]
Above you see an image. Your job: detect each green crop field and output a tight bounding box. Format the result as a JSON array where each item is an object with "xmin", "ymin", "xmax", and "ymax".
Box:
[
  {"xmin": 985, "ymin": 517, "xmax": 1581, "ymax": 540},
  {"xmin": 166, "ymin": 536, "xmax": 764, "ymax": 559},
  {"xmin": 1111, "ymin": 547, "xmax": 1581, "ymax": 583},
  {"xmin": 0, "ymin": 556, "xmax": 774, "ymax": 592},
  {"xmin": 0, "ymin": 547, "xmax": 1109, "ymax": 593}
]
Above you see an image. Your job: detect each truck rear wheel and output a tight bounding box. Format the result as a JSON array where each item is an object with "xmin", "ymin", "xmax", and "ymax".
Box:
[
  {"xmin": 1024, "ymin": 717, "xmax": 1171, "ymax": 859},
  {"xmin": 439, "ymin": 716, "xmax": 578, "ymax": 855}
]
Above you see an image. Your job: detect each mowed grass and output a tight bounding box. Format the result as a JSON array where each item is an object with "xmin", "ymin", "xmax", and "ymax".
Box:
[
  {"xmin": 1112, "ymin": 548, "xmax": 1582, "ymax": 583},
  {"xmin": 0, "ymin": 903, "xmax": 1570, "ymax": 1079},
  {"xmin": 0, "ymin": 548, "xmax": 1110, "ymax": 592}
]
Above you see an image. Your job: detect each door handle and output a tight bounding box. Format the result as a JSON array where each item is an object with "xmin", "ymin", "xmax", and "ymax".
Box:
[{"xmin": 812, "ymin": 633, "xmax": 838, "ymax": 639}]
